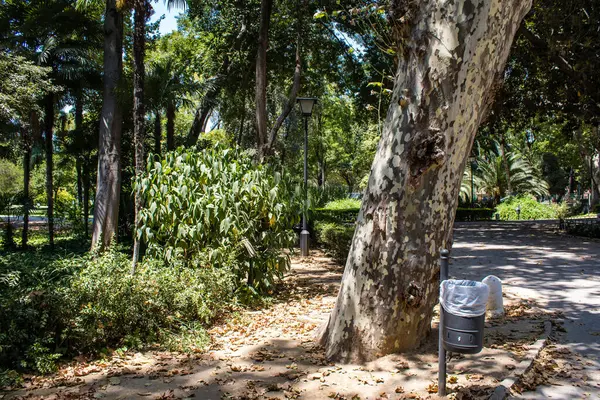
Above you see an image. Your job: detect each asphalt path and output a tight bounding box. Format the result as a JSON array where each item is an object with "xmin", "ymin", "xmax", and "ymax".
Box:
[{"xmin": 452, "ymin": 222, "xmax": 600, "ymax": 399}]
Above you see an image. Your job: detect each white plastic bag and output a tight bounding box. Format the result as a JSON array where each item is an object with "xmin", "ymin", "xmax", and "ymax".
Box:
[
  {"xmin": 482, "ymin": 275, "xmax": 504, "ymax": 317},
  {"xmin": 440, "ymin": 279, "xmax": 490, "ymax": 318}
]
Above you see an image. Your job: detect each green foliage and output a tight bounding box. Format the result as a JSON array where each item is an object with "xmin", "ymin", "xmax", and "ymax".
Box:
[
  {"xmin": 308, "ymin": 185, "xmax": 348, "ymax": 209},
  {"xmin": 565, "ymin": 220, "xmax": 600, "ymax": 239},
  {"xmin": 0, "ymin": 239, "xmax": 234, "ymax": 377},
  {"xmin": 136, "ymin": 145, "xmax": 302, "ymax": 294},
  {"xmin": 65, "ymin": 246, "xmax": 234, "ymax": 353},
  {"xmin": 323, "ymin": 198, "xmax": 361, "ymax": 210},
  {"xmin": 314, "ymin": 222, "xmax": 354, "ymax": 263},
  {"xmin": 495, "ymin": 195, "xmax": 558, "ymax": 220},
  {"xmin": 311, "ymin": 198, "xmax": 361, "ymax": 223},
  {"xmin": 0, "ymin": 160, "xmax": 22, "ymax": 196},
  {"xmin": 455, "ymin": 208, "xmax": 494, "ymax": 222},
  {"xmin": 0, "ymin": 52, "xmax": 56, "ymax": 122}
]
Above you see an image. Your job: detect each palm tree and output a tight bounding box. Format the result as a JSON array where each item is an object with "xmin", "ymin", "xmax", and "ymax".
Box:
[
  {"xmin": 145, "ymin": 57, "xmax": 199, "ymax": 152},
  {"xmin": 464, "ymin": 146, "xmax": 550, "ymax": 205}
]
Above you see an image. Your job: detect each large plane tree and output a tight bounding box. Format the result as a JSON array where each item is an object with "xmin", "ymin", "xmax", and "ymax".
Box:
[{"xmin": 319, "ymin": 0, "xmax": 532, "ymax": 362}]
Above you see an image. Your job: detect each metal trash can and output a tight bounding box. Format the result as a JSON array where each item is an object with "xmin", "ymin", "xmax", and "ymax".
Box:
[{"xmin": 440, "ymin": 280, "xmax": 489, "ymax": 354}]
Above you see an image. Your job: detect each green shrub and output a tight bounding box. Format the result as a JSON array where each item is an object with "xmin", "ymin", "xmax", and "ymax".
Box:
[
  {"xmin": 455, "ymin": 208, "xmax": 494, "ymax": 221},
  {"xmin": 314, "ymin": 222, "xmax": 355, "ymax": 262},
  {"xmin": 565, "ymin": 221, "xmax": 600, "ymax": 238},
  {"xmin": 136, "ymin": 145, "xmax": 302, "ymax": 294},
  {"xmin": 1, "ymin": 244, "xmax": 235, "ymax": 377},
  {"xmin": 308, "ymin": 185, "xmax": 348, "ymax": 208},
  {"xmin": 495, "ymin": 195, "xmax": 558, "ymax": 220},
  {"xmin": 64, "ymin": 247, "xmax": 234, "ymax": 353},
  {"xmin": 323, "ymin": 198, "xmax": 361, "ymax": 210},
  {"xmin": 311, "ymin": 199, "xmax": 361, "ymax": 225}
]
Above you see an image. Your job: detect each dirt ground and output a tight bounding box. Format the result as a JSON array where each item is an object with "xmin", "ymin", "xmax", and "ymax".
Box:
[{"xmin": 2, "ymin": 249, "xmax": 561, "ymax": 400}]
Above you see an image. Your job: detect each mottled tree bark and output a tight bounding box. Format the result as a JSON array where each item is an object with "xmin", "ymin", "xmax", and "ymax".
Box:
[
  {"xmin": 91, "ymin": 0, "xmax": 123, "ymax": 250},
  {"xmin": 320, "ymin": 0, "xmax": 531, "ymax": 363},
  {"xmin": 255, "ymin": 0, "xmax": 272, "ymax": 161},
  {"xmin": 44, "ymin": 93, "xmax": 55, "ymax": 249},
  {"xmin": 131, "ymin": 0, "xmax": 146, "ymax": 271}
]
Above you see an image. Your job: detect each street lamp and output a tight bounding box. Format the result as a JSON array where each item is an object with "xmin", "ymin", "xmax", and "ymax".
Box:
[
  {"xmin": 297, "ymin": 97, "xmax": 318, "ymax": 257},
  {"xmin": 469, "ymin": 156, "xmax": 476, "ymax": 208}
]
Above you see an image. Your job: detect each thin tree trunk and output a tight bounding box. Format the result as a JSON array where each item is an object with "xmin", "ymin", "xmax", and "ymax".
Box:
[
  {"xmin": 500, "ymin": 134, "xmax": 512, "ymax": 196},
  {"xmin": 236, "ymin": 108, "xmax": 246, "ymax": 147},
  {"xmin": 166, "ymin": 103, "xmax": 175, "ymax": 151},
  {"xmin": 76, "ymin": 160, "xmax": 83, "ymax": 205},
  {"xmin": 75, "ymin": 89, "xmax": 84, "ymax": 206},
  {"xmin": 255, "ymin": 0, "xmax": 272, "ymax": 161},
  {"xmin": 265, "ymin": 34, "xmax": 302, "ymax": 156},
  {"xmin": 131, "ymin": 0, "xmax": 146, "ymax": 271},
  {"xmin": 83, "ymin": 160, "xmax": 90, "ymax": 238},
  {"xmin": 44, "ymin": 93, "xmax": 54, "ymax": 249},
  {"xmin": 22, "ymin": 124, "xmax": 32, "ymax": 249},
  {"xmin": 91, "ymin": 0, "xmax": 124, "ymax": 250},
  {"xmin": 186, "ymin": 58, "xmax": 229, "ymax": 147},
  {"xmin": 319, "ymin": 0, "xmax": 531, "ymax": 362},
  {"xmin": 154, "ymin": 110, "xmax": 161, "ymax": 155}
]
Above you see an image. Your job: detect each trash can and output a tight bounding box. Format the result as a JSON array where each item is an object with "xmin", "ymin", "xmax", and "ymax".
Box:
[{"xmin": 440, "ymin": 280, "xmax": 489, "ymax": 354}]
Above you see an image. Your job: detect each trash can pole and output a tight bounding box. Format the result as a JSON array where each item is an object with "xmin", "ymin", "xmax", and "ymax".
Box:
[{"xmin": 438, "ymin": 249, "xmax": 450, "ymax": 397}]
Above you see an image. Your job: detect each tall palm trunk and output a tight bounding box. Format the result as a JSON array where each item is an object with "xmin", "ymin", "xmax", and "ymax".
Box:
[
  {"xmin": 44, "ymin": 93, "xmax": 54, "ymax": 249},
  {"xmin": 166, "ymin": 103, "xmax": 175, "ymax": 151},
  {"xmin": 21, "ymin": 127, "xmax": 31, "ymax": 249},
  {"xmin": 75, "ymin": 89, "xmax": 84, "ymax": 206},
  {"xmin": 91, "ymin": 0, "xmax": 124, "ymax": 250},
  {"xmin": 83, "ymin": 160, "xmax": 90, "ymax": 238},
  {"xmin": 255, "ymin": 0, "xmax": 272, "ymax": 160},
  {"xmin": 131, "ymin": 0, "xmax": 146, "ymax": 271},
  {"xmin": 500, "ymin": 134, "xmax": 512, "ymax": 196}
]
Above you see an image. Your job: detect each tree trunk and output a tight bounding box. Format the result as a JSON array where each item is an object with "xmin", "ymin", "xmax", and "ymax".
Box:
[
  {"xmin": 255, "ymin": 0, "xmax": 272, "ymax": 161},
  {"xmin": 166, "ymin": 102, "xmax": 175, "ymax": 151},
  {"xmin": 500, "ymin": 134, "xmax": 512, "ymax": 196},
  {"xmin": 21, "ymin": 123, "xmax": 32, "ymax": 249},
  {"xmin": 83, "ymin": 160, "xmax": 90, "ymax": 238},
  {"xmin": 44, "ymin": 92, "xmax": 54, "ymax": 249},
  {"xmin": 131, "ymin": 0, "xmax": 146, "ymax": 272},
  {"xmin": 154, "ymin": 110, "xmax": 161, "ymax": 155},
  {"xmin": 75, "ymin": 89, "xmax": 84, "ymax": 206},
  {"xmin": 91, "ymin": 0, "xmax": 124, "ymax": 250},
  {"xmin": 319, "ymin": 0, "xmax": 531, "ymax": 363},
  {"xmin": 265, "ymin": 34, "xmax": 302, "ymax": 156}
]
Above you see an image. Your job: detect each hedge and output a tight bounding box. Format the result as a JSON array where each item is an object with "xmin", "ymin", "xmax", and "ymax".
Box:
[{"xmin": 455, "ymin": 208, "xmax": 494, "ymax": 222}]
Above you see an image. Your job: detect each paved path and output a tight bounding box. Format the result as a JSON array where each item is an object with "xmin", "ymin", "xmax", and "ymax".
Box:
[{"xmin": 453, "ymin": 222, "xmax": 600, "ymax": 399}]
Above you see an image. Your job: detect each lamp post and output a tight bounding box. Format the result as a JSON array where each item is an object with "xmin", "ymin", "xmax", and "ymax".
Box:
[
  {"xmin": 469, "ymin": 156, "xmax": 476, "ymax": 208},
  {"xmin": 297, "ymin": 97, "xmax": 317, "ymax": 257}
]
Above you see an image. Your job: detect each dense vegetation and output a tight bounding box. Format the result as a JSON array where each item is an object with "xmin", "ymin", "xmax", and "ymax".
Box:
[{"xmin": 1, "ymin": 0, "xmax": 600, "ymax": 383}]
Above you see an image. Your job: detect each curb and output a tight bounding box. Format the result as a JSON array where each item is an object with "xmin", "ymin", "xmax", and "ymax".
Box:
[{"xmin": 488, "ymin": 320, "xmax": 552, "ymax": 400}]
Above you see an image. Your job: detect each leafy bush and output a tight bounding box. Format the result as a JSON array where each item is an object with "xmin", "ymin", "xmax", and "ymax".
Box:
[
  {"xmin": 455, "ymin": 208, "xmax": 494, "ymax": 221},
  {"xmin": 323, "ymin": 198, "xmax": 361, "ymax": 210},
  {"xmin": 0, "ymin": 244, "xmax": 235, "ymax": 378},
  {"xmin": 495, "ymin": 195, "xmax": 558, "ymax": 220},
  {"xmin": 64, "ymin": 246, "xmax": 234, "ymax": 353},
  {"xmin": 565, "ymin": 221, "xmax": 600, "ymax": 238},
  {"xmin": 311, "ymin": 198, "xmax": 361, "ymax": 225},
  {"xmin": 314, "ymin": 222, "xmax": 354, "ymax": 262},
  {"xmin": 0, "ymin": 246, "xmax": 84, "ymax": 375},
  {"xmin": 136, "ymin": 145, "xmax": 302, "ymax": 294},
  {"xmin": 308, "ymin": 185, "xmax": 348, "ymax": 208}
]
